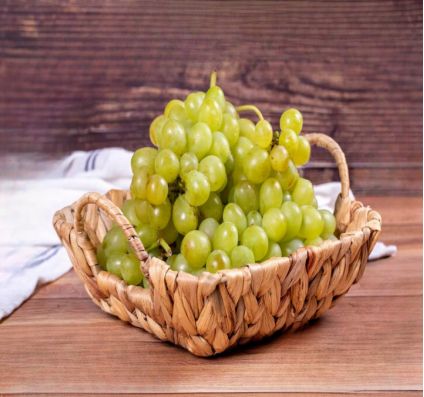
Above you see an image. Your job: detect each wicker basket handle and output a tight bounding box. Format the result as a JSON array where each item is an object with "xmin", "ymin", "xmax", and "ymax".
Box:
[{"xmin": 304, "ymin": 133, "xmax": 351, "ymax": 232}]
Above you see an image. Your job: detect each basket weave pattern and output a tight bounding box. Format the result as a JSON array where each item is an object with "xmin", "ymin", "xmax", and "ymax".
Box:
[{"xmin": 53, "ymin": 133, "xmax": 381, "ymax": 357}]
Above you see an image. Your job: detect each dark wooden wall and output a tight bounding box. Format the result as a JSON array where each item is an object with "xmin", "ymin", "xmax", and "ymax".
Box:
[{"xmin": 0, "ymin": 0, "xmax": 422, "ymax": 195}]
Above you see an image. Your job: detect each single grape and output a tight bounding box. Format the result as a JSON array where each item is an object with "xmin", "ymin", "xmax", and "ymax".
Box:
[
  {"xmin": 206, "ymin": 250, "xmax": 231, "ymax": 273},
  {"xmin": 212, "ymin": 222, "xmax": 238, "ymax": 254},
  {"xmin": 160, "ymin": 220, "xmax": 178, "ymax": 244},
  {"xmin": 146, "ymin": 174, "xmax": 168, "ymax": 205},
  {"xmin": 225, "ymin": 101, "xmax": 238, "ymax": 118},
  {"xmin": 106, "ymin": 253, "xmax": 124, "ymax": 277},
  {"xmin": 134, "ymin": 199, "xmax": 152, "ymax": 224},
  {"xmin": 279, "ymin": 128, "xmax": 299, "ymax": 157},
  {"xmin": 199, "ymin": 217, "xmax": 219, "ymax": 241},
  {"xmin": 96, "ymin": 244, "xmax": 107, "ymax": 270},
  {"xmin": 199, "ymin": 192, "xmax": 223, "ymax": 221},
  {"xmin": 184, "ymin": 170, "xmax": 211, "ymax": 206},
  {"xmin": 220, "ymin": 113, "xmax": 240, "ymax": 147},
  {"xmin": 148, "ymin": 198, "xmax": 171, "ymax": 230},
  {"xmin": 121, "ymin": 253, "xmax": 143, "ymax": 285},
  {"xmin": 198, "ymin": 98, "xmax": 222, "ymax": 131},
  {"xmin": 238, "ymin": 118, "xmax": 255, "ymax": 141},
  {"xmin": 148, "ymin": 247, "xmax": 161, "ymax": 258},
  {"xmin": 149, "ymin": 115, "xmax": 167, "ymax": 146},
  {"xmin": 263, "ymin": 241, "xmax": 282, "ymax": 260},
  {"xmin": 209, "ymin": 131, "xmax": 231, "ymax": 163},
  {"xmin": 280, "ymin": 239, "xmax": 304, "ymax": 257},
  {"xmin": 185, "ymin": 91, "xmax": 205, "ymax": 122},
  {"xmin": 130, "ymin": 166, "xmax": 152, "ymax": 200},
  {"xmin": 319, "ymin": 209, "xmax": 337, "ymax": 239},
  {"xmin": 241, "ymin": 225, "xmax": 269, "ymax": 261},
  {"xmin": 233, "ymin": 181, "xmax": 259, "ymax": 213},
  {"xmin": 281, "ymin": 201, "xmax": 302, "ymax": 241},
  {"xmin": 298, "ymin": 205, "xmax": 324, "ymax": 240},
  {"xmin": 292, "ymin": 136, "xmax": 311, "ymax": 166},
  {"xmin": 206, "ymin": 85, "xmax": 226, "ymax": 109},
  {"xmin": 247, "ymin": 210, "xmax": 262, "ymax": 226},
  {"xmin": 231, "ymin": 245, "xmax": 255, "ymax": 268},
  {"xmin": 274, "ymin": 160, "xmax": 299, "ymax": 191},
  {"xmin": 157, "ymin": 119, "xmax": 187, "ymax": 155},
  {"xmin": 179, "ymin": 152, "xmax": 198, "ymax": 180},
  {"xmin": 131, "ymin": 147, "xmax": 157, "ymax": 174},
  {"xmin": 243, "ymin": 147, "xmax": 271, "ymax": 184},
  {"xmin": 223, "ymin": 203, "xmax": 247, "ymax": 236},
  {"xmin": 270, "ymin": 145, "xmax": 289, "ymax": 172},
  {"xmin": 253, "ymin": 119, "xmax": 273, "ymax": 149},
  {"xmin": 259, "ymin": 177, "xmax": 283, "ymax": 214},
  {"xmin": 262, "ymin": 208, "xmax": 287, "ymax": 242},
  {"xmin": 154, "ymin": 149, "xmax": 180, "ymax": 183},
  {"xmin": 280, "ymin": 108, "xmax": 303, "ymax": 135},
  {"xmin": 122, "ymin": 199, "xmax": 140, "ymax": 227},
  {"xmin": 181, "ymin": 230, "xmax": 211, "ymax": 269},
  {"xmin": 167, "ymin": 254, "xmax": 177, "ymax": 268},
  {"xmin": 171, "ymin": 253, "xmax": 194, "ymax": 273},
  {"xmin": 164, "ymin": 99, "xmax": 187, "ymax": 123},
  {"xmin": 199, "ymin": 155, "xmax": 227, "ymax": 192},
  {"xmin": 304, "ymin": 237, "xmax": 324, "ymax": 247},
  {"xmin": 187, "ymin": 122, "xmax": 213, "ymax": 160},
  {"xmin": 233, "ymin": 136, "xmax": 254, "ymax": 166},
  {"xmin": 104, "ymin": 226, "xmax": 128, "ymax": 254},
  {"xmin": 172, "ymin": 195, "xmax": 198, "ymax": 235},
  {"xmin": 291, "ymin": 177, "xmax": 314, "ymax": 206},
  {"xmin": 136, "ymin": 224, "xmax": 158, "ymax": 249},
  {"xmin": 283, "ymin": 191, "xmax": 292, "ymax": 202}
]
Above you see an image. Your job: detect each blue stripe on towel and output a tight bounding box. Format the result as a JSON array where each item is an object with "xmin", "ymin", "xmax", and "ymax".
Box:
[
  {"xmin": 84, "ymin": 151, "xmax": 95, "ymax": 172},
  {"xmin": 23, "ymin": 245, "xmax": 61, "ymax": 270},
  {"xmin": 90, "ymin": 150, "xmax": 99, "ymax": 170}
]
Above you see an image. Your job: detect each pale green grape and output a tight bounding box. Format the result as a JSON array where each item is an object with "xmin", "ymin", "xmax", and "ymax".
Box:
[
  {"xmin": 131, "ymin": 147, "xmax": 157, "ymax": 174},
  {"xmin": 199, "ymin": 218, "xmax": 219, "ymax": 241},
  {"xmin": 220, "ymin": 113, "xmax": 240, "ymax": 147},
  {"xmin": 304, "ymin": 237, "xmax": 324, "ymax": 247},
  {"xmin": 233, "ymin": 181, "xmax": 259, "ymax": 213},
  {"xmin": 185, "ymin": 91, "xmax": 205, "ymax": 122},
  {"xmin": 274, "ymin": 160, "xmax": 299, "ymax": 191},
  {"xmin": 148, "ymin": 198, "xmax": 171, "ymax": 230},
  {"xmin": 106, "ymin": 253, "xmax": 124, "ymax": 277},
  {"xmin": 233, "ymin": 136, "xmax": 254, "ymax": 166},
  {"xmin": 199, "ymin": 192, "xmax": 223, "ymax": 221},
  {"xmin": 134, "ymin": 199, "xmax": 152, "ymax": 224},
  {"xmin": 160, "ymin": 220, "xmax": 178, "ymax": 244},
  {"xmin": 157, "ymin": 119, "xmax": 186, "ymax": 155},
  {"xmin": 241, "ymin": 225, "xmax": 268, "ymax": 261},
  {"xmin": 262, "ymin": 208, "xmax": 287, "ymax": 241},
  {"xmin": 247, "ymin": 210, "xmax": 262, "ymax": 226},
  {"xmin": 279, "ymin": 128, "xmax": 299, "ymax": 157},
  {"xmin": 121, "ymin": 253, "xmax": 143, "ymax": 285},
  {"xmin": 206, "ymin": 85, "xmax": 226, "ymax": 109},
  {"xmin": 206, "ymin": 250, "xmax": 231, "ymax": 273},
  {"xmin": 223, "ymin": 203, "xmax": 247, "ymax": 235},
  {"xmin": 212, "ymin": 222, "xmax": 238, "ymax": 254},
  {"xmin": 154, "ymin": 149, "xmax": 180, "ymax": 183},
  {"xmin": 136, "ymin": 224, "xmax": 158, "ymax": 249},
  {"xmin": 319, "ymin": 209, "xmax": 337, "ymax": 239},
  {"xmin": 225, "ymin": 152, "xmax": 235, "ymax": 174},
  {"xmin": 283, "ymin": 191, "xmax": 292, "ymax": 202},
  {"xmin": 225, "ymin": 101, "xmax": 238, "ymax": 118},
  {"xmin": 280, "ymin": 108, "xmax": 303, "ymax": 135},
  {"xmin": 199, "ymin": 155, "xmax": 227, "ymax": 192},
  {"xmin": 243, "ymin": 147, "xmax": 271, "ymax": 184},
  {"xmin": 104, "ymin": 226, "xmax": 128, "ymax": 254},
  {"xmin": 167, "ymin": 254, "xmax": 177, "ymax": 268},
  {"xmin": 130, "ymin": 166, "xmax": 152, "ymax": 199},
  {"xmin": 253, "ymin": 119, "xmax": 273, "ymax": 149},
  {"xmin": 184, "ymin": 170, "xmax": 210, "ymax": 206},
  {"xmin": 179, "ymin": 152, "xmax": 198, "ymax": 180},
  {"xmin": 281, "ymin": 201, "xmax": 302, "ymax": 241},
  {"xmin": 171, "ymin": 254, "xmax": 194, "ymax": 273},
  {"xmin": 148, "ymin": 247, "xmax": 161, "ymax": 258},
  {"xmin": 263, "ymin": 241, "xmax": 282, "ymax": 260},
  {"xmin": 146, "ymin": 174, "xmax": 168, "ymax": 205},
  {"xmin": 292, "ymin": 136, "xmax": 311, "ymax": 166},
  {"xmin": 259, "ymin": 177, "xmax": 283, "ymax": 214},
  {"xmin": 298, "ymin": 205, "xmax": 324, "ymax": 240},
  {"xmin": 198, "ymin": 98, "xmax": 222, "ymax": 131},
  {"xmin": 164, "ymin": 99, "xmax": 187, "ymax": 123},
  {"xmin": 149, "ymin": 115, "xmax": 167, "ymax": 146},
  {"xmin": 209, "ymin": 131, "xmax": 231, "ymax": 163},
  {"xmin": 291, "ymin": 177, "xmax": 314, "ymax": 206},
  {"xmin": 181, "ymin": 230, "xmax": 211, "ymax": 269},
  {"xmin": 187, "ymin": 122, "xmax": 213, "ymax": 160},
  {"xmin": 238, "ymin": 118, "xmax": 255, "ymax": 141},
  {"xmin": 96, "ymin": 244, "xmax": 107, "ymax": 270},
  {"xmin": 280, "ymin": 239, "xmax": 304, "ymax": 257},
  {"xmin": 270, "ymin": 145, "xmax": 289, "ymax": 172},
  {"xmin": 122, "ymin": 199, "xmax": 140, "ymax": 227},
  {"xmin": 231, "ymin": 245, "xmax": 255, "ymax": 268},
  {"xmin": 172, "ymin": 195, "xmax": 198, "ymax": 235}
]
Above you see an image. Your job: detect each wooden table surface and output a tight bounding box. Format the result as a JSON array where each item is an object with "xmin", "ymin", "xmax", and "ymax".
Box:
[{"xmin": 0, "ymin": 196, "xmax": 422, "ymax": 396}]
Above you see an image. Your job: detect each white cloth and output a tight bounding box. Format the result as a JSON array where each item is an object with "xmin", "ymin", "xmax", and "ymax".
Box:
[{"xmin": 0, "ymin": 149, "xmax": 396, "ymax": 319}]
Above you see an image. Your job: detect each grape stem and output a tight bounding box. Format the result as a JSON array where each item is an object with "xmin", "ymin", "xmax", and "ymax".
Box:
[
  {"xmin": 210, "ymin": 71, "xmax": 217, "ymax": 88},
  {"xmin": 236, "ymin": 105, "xmax": 264, "ymax": 121}
]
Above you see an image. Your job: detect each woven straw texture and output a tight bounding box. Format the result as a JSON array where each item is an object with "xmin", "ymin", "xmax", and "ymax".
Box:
[{"xmin": 53, "ymin": 133, "xmax": 382, "ymax": 357}]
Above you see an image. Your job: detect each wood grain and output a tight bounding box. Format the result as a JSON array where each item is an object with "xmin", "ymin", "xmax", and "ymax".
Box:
[{"xmin": 0, "ymin": 0, "xmax": 422, "ymax": 195}]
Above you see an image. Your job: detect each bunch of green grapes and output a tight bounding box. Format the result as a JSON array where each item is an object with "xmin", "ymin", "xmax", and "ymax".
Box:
[{"xmin": 98, "ymin": 72, "xmax": 337, "ymax": 286}]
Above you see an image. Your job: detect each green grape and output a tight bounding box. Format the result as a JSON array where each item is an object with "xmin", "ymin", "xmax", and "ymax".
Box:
[
  {"xmin": 149, "ymin": 115, "xmax": 167, "ymax": 146},
  {"xmin": 280, "ymin": 108, "xmax": 303, "ymax": 135},
  {"xmin": 253, "ymin": 119, "xmax": 273, "ymax": 149},
  {"xmin": 280, "ymin": 239, "xmax": 304, "ymax": 257},
  {"xmin": 104, "ymin": 226, "xmax": 128, "ymax": 254},
  {"xmin": 122, "ymin": 199, "xmax": 140, "ymax": 227},
  {"xmin": 172, "ymin": 195, "xmax": 198, "ymax": 235},
  {"xmin": 106, "ymin": 253, "xmax": 124, "ymax": 277},
  {"xmin": 291, "ymin": 177, "xmax": 314, "ymax": 206},
  {"xmin": 199, "ymin": 217, "xmax": 219, "ymax": 241},
  {"xmin": 241, "ymin": 225, "xmax": 269, "ymax": 261},
  {"xmin": 243, "ymin": 147, "xmax": 271, "ymax": 184},
  {"xmin": 262, "ymin": 208, "xmax": 287, "ymax": 242},
  {"xmin": 134, "ymin": 199, "xmax": 152, "ymax": 224},
  {"xmin": 179, "ymin": 152, "xmax": 198, "ymax": 180},
  {"xmin": 146, "ymin": 174, "xmax": 168, "ymax": 205},
  {"xmin": 319, "ymin": 209, "xmax": 337, "ymax": 239},
  {"xmin": 231, "ymin": 245, "xmax": 255, "ymax": 268},
  {"xmin": 232, "ymin": 164, "xmax": 248, "ymax": 184},
  {"xmin": 187, "ymin": 122, "xmax": 213, "ymax": 160},
  {"xmin": 206, "ymin": 250, "xmax": 231, "ymax": 273},
  {"xmin": 157, "ymin": 119, "xmax": 186, "ymax": 155},
  {"xmin": 154, "ymin": 148, "xmax": 180, "ymax": 183},
  {"xmin": 304, "ymin": 237, "xmax": 324, "ymax": 247},
  {"xmin": 238, "ymin": 118, "xmax": 255, "ymax": 141},
  {"xmin": 121, "ymin": 253, "xmax": 143, "ymax": 285},
  {"xmin": 181, "ymin": 230, "xmax": 211, "ymax": 269},
  {"xmin": 233, "ymin": 136, "xmax": 254, "ymax": 166},
  {"xmin": 206, "ymin": 85, "xmax": 226, "ymax": 109},
  {"xmin": 220, "ymin": 113, "xmax": 240, "ymax": 147},
  {"xmin": 148, "ymin": 247, "xmax": 162, "ymax": 258},
  {"xmin": 148, "ymin": 198, "xmax": 171, "ymax": 230},
  {"xmin": 130, "ymin": 166, "xmax": 152, "ymax": 200},
  {"xmin": 164, "ymin": 99, "xmax": 187, "ymax": 123},
  {"xmin": 212, "ymin": 222, "xmax": 238, "ymax": 254},
  {"xmin": 281, "ymin": 201, "xmax": 302, "ymax": 241},
  {"xmin": 136, "ymin": 224, "xmax": 158, "ymax": 249},
  {"xmin": 199, "ymin": 192, "xmax": 223, "ymax": 221},
  {"xmin": 184, "ymin": 170, "xmax": 211, "ymax": 206},
  {"xmin": 171, "ymin": 254, "xmax": 194, "ymax": 273},
  {"xmin": 160, "ymin": 220, "xmax": 178, "ymax": 244},
  {"xmin": 198, "ymin": 155, "xmax": 227, "ymax": 192},
  {"xmin": 292, "ymin": 136, "xmax": 311, "ymax": 166},
  {"xmin": 279, "ymin": 128, "xmax": 299, "ymax": 157},
  {"xmin": 233, "ymin": 181, "xmax": 259, "ymax": 213},
  {"xmin": 283, "ymin": 191, "xmax": 292, "ymax": 202},
  {"xmin": 259, "ymin": 177, "xmax": 283, "ymax": 214},
  {"xmin": 167, "ymin": 254, "xmax": 177, "ymax": 268},
  {"xmin": 225, "ymin": 152, "xmax": 235, "ymax": 174},
  {"xmin": 270, "ymin": 145, "xmax": 289, "ymax": 172},
  {"xmin": 210, "ymin": 131, "xmax": 231, "ymax": 163},
  {"xmin": 198, "ymin": 98, "xmax": 222, "ymax": 132},
  {"xmin": 96, "ymin": 244, "xmax": 107, "ymax": 270},
  {"xmin": 263, "ymin": 241, "xmax": 282, "ymax": 260},
  {"xmin": 185, "ymin": 91, "xmax": 205, "ymax": 122},
  {"xmin": 298, "ymin": 205, "xmax": 324, "ymax": 240},
  {"xmin": 225, "ymin": 101, "xmax": 238, "ymax": 118},
  {"xmin": 142, "ymin": 278, "xmax": 150, "ymax": 289},
  {"xmin": 274, "ymin": 160, "xmax": 299, "ymax": 191},
  {"xmin": 223, "ymin": 203, "xmax": 247, "ymax": 235},
  {"xmin": 247, "ymin": 210, "xmax": 262, "ymax": 226},
  {"xmin": 131, "ymin": 147, "xmax": 157, "ymax": 174}
]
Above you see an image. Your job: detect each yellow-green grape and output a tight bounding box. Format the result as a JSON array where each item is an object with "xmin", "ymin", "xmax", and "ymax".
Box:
[
  {"xmin": 298, "ymin": 205, "xmax": 324, "ymax": 240},
  {"xmin": 199, "ymin": 217, "xmax": 219, "ymax": 241},
  {"xmin": 233, "ymin": 136, "xmax": 254, "ymax": 166},
  {"xmin": 319, "ymin": 209, "xmax": 337, "ymax": 239},
  {"xmin": 291, "ymin": 177, "xmax": 314, "ymax": 206},
  {"xmin": 130, "ymin": 166, "xmax": 151, "ymax": 200},
  {"xmin": 225, "ymin": 152, "xmax": 235, "ymax": 174},
  {"xmin": 263, "ymin": 241, "xmax": 282, "ymax": 260},
  {"xmin": 172, "ymin": 195, "xmax": 198, "ymax": 235},
  {"xmin": 259, "ymin": 177, "xmax": 283, "ymax": 214},
  {"xmin": 280, "ymin": 239, "xmax": 304, "ymax": 257},
  {"xmin": 253, "ymin": 119, "xmax": 273, "ymax": 149},
  {"xmin": 121, "ymin": 253, "xmax": 143, "ymax": 285},
  {"xmin": 280, "ymin": 108, "xmax": 303, "ymax": 135},
  {"xmin": 206, "ymin": 85, "xmax": 226, "ymax": 109},
  {"xmin": 206, "ymin": 249, "xmax": 231, "ymax": 273},
  {"xmin": 281, "ymin": 201, "xmax": 302, "ymax": 241},
  {"xmin": 220, "ymin": 114, "xmax": 240, "ymax": 147},
  {"xmin": 238, "ymin": 118, "xmax": 255, "ymax": 141},
  {"xmin": 225, "ymin": 101, "xmax": 238, "ymax": 118},
  {"xmin": 104, "ymin": 226, "xmax": 128, "ymax": 254},
  {"xmin": 164, "ymin": 99, "xmax": 187, "ymax": 123},
  {"xmin": 198, "ymin": 98, "xmax": 223, "ymax": 131},
  {"xmin": 230, "ymin": 245, "xmax": 255, "ymax": 268},
  {"xmin": 134, "ymin": 199, "xmax": 152, "ymax": 224},
  {"xmin": 247, "ymin": 210, "xmax": 262, "ymax": 226},
  {"xmin": 283, "ymin": 191, "xmax": 292, "ymax": 202},
  {"xmin": 279, "ymin": 128, "xmax": 299, "ymax": 157},
  {"xmin": 304, "ymin": 237, "xmax": 324, "ymax": 247},
  {"xmin": 149, "ymin": 115, "xmax": 167, "ymax": 146},
  {"xmin": 167, "ymin": 254, "xmax": 177, "ymax": 268},
  {"xmin": 199, "ymin": 192, "xmax": 223, "ymax": 221},
  {"xmin": 160, "ymin": 220, "xmax": 178, "ymax": 244},
  {"xmin": 241, "ymin": 225, "xmax": 269, "ymax": 261},
  {"xmin": 179, "ymin": 152, "xmax": 198, "ymax": 180},
  {"xmin": 171, "ymin": 253, "xmax": 194, "ymax": 273},
  {"xmin": 181, "ymin": 230, "xmax": 211, "ymax": 269},
  {"xmin": 232, "ymin": 164, "xmax": 248, "ymax": 184},
  {"xmin": 96, "ymin": 244, "xmax": 107, "ymax": 270},
  {"xmin": 184, "ymin": 91, "xmax": 205, "ymax": 122},
  {"xmin": 233, "ymin": 181, "xmax": 259, "ymax": 213},
  {"xmin": 131, "ymin": 147, "xmax": 157, "ymax": 174},
  {"xmin": 184, "ymin": 170, "xmax": 211, "ymax": 206},
  {"xmin": 270, "ymin": 145, "xmax": 289, "ymax": 172},
  {"xmin": 148, "ymin": 247, "xmax": 162, "ymax": 258},
  {"xmin": 212, "ymin": 222, "xmax": 238, "ymax": 254},
  {"xmin": 198, "ymin": 155, "xmax": 227, "ymax": 192},
  {"xmin": 154, "ymin": 149, "xmax": 180, "ymax": 183},
  {"xmin": 148, "ymin": 198, "xmax": 171, "ymax": 230},
  {"xmin": 187, "ymin": 122, "xmax": 213, "ymax": 160},
  {"xmin": 262, "ymin": 208, "xmax": 287, "ymax": 242},
  {"xmin": 274, "ymin": 160, "xmax": 299, "ymax": 191},
  {"xmin": 243, "ymin": 147, "xmax": 271, "ymax": 184},
  {"xmin": 157, "ymin": 119, "xmax": 187, "ymax": 155},
  {"xmin": 223, "ymin": 203, "xmax": 247, "ymax": 236},
  {"xmin": 146, "ymin": 174, "xmax": 168, "ymax": 205},
  {"xmin": 122, "ymin": 199, "xmax": 140, "ymax": 227},
  {"xmin": 210, "ymin": 131, "xmax": 231, "ymax": 163},
  {"xmin": 292, "ymin": 136, "xmax": 311, "ymax": 166},
  {"xmin": 136, "ymin": 224, "xmax": 158, "ymax": 249},
  {"xmin": 106, "ymin": 253, "xmax": 124, "ymax": 277}
]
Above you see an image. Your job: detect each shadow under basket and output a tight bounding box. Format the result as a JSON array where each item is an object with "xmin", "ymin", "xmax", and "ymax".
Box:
[{"xmin": 53, "ymin": 133, "xmax": 382, "ymax": 357}]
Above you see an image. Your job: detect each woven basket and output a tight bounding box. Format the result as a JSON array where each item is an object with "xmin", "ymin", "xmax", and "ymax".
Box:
[{"xmin": 53, "ymin": 133, "xmax": 381, "ymax": 357}]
